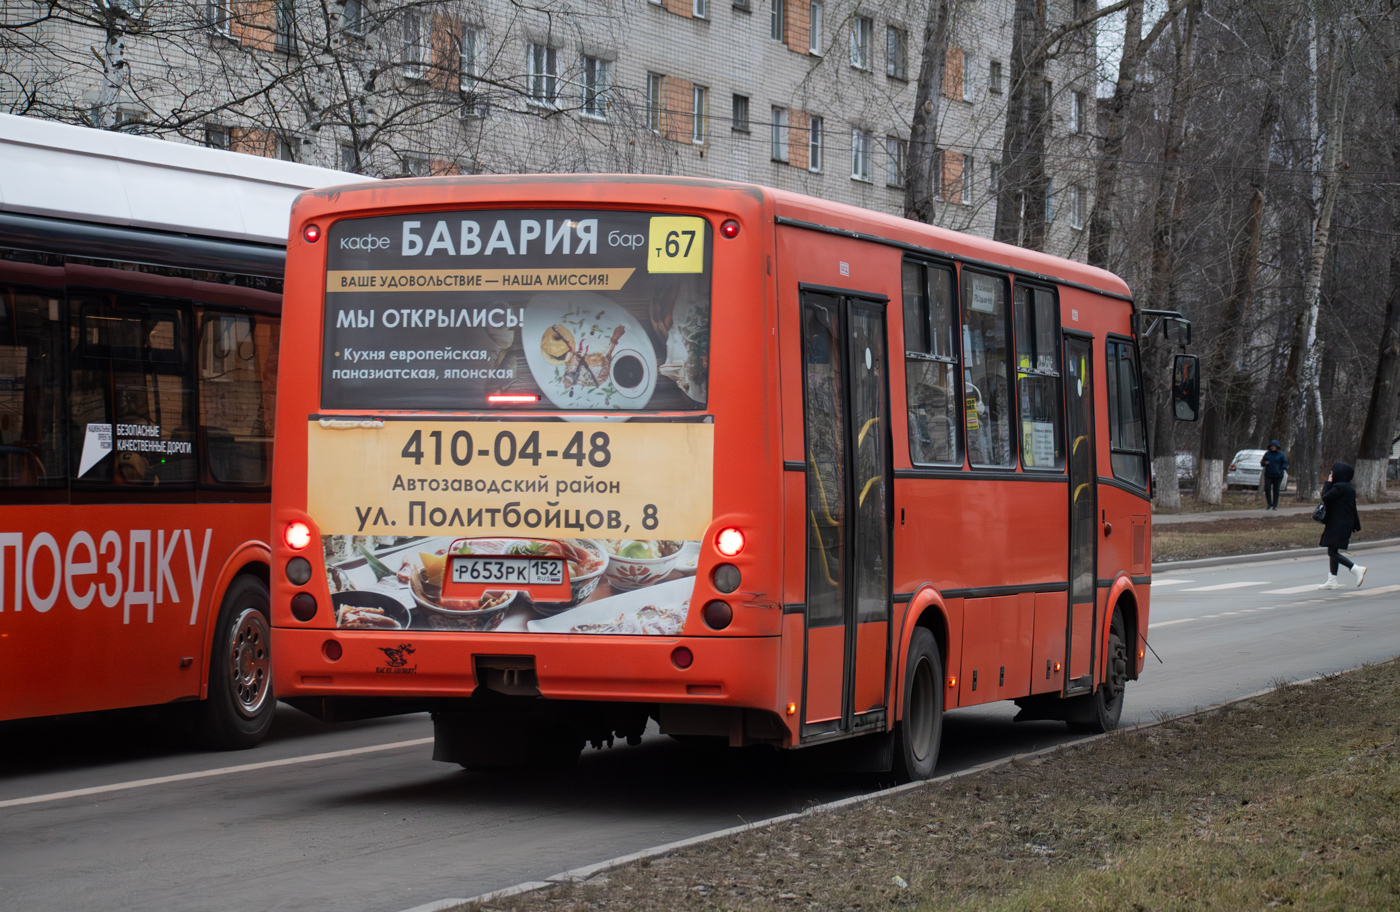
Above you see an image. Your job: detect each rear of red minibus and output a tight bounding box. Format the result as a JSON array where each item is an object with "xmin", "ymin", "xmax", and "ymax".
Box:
[{"xmin": 271, "ymin": 176, "xmax": 792, "ymax": 763}]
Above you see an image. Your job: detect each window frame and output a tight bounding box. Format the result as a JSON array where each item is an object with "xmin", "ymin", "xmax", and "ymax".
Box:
[
  {"xmin": 808, "ymin": 115, "xmax": 823, "ymax": 172},
  {"xmin": 1105, "ymin": 335, "xmax": 1151, "ymax": 493},
  {"xmin": 1070, "ymin": 90, "xmax": 1086, "ymax": 134},
  {"xmin": 902, "ymin": 258, "xmax": 963, "ymax": 468},
  {"xmin": 647, "ymin": 73, "xmax": 665, "ymax": 133},
  {"xmin": 460, "ymin": 27, "xmax": 480, "ymax": 92},
  {"xmin": 850, "ymin": 127, "xmax": 872, "ymax": 182},
  {"xmin": 989, "ymin": 59, "xmax": 1003, "ymax": 95},
  {"xmin": 274, "ymin": 0, "xmax": 296, "ymax": 53},
  {"xmin": 885, "ymin": 25, "xmax": 906, "ymax": 80},
  {"xmin": 732, "ymin": 93, "xmax": 750, "ymax": 132},
  {"xmin": 884, "ymin": 134, "xmax": 904, "ymax": 188},
  {"xmin": 770, "ymin": 0, "xmax": 784, "ymax": 41},
  {"xmin": 808, "ymin": 1, "xmax": 823, "ymax": 53},
  {"xmin": 401, "ymin": 10, "xmax": 428, "ymax": 79},
  {"xmin": 196, "ymin": 308, "xmax": 280, "ymax": 492},
  {"xmin": 772, "ymin": 106, "xmax": 790, "ymax": 162},
  {"xmin": 694, "ymin": 0, "xmax": 708, "ymax": 18},
  {"xmin": 850, "ymin": 15, "xmax": 872, "ymax": 70},
  {"xmin": 1011, "ymin": 281, "xmax": 1065, "ymax": 472},
  {"xmin": 960, "ymin": 267, "xmax": 1016, "ymax": 470},
  {"xmin": 691, "ymin": 84, "xmax": 708, "ymax": 143},
  {"xmin": 582, "ymin": 55, "xmax": 612, "ymax": 120}
]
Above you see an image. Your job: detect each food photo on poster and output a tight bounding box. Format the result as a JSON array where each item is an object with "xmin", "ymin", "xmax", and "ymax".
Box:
[{"xmin": 321, "ymin": 534, "xmax": 703, "ymax": 635}]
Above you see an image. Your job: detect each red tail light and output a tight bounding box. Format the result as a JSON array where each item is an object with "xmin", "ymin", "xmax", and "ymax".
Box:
[
  {"xmin": 285, "ymin": 521, "xmax": 312, "ymax": 550},
  {"xmin": 715, "ymin": 527, "xmax": 745, "ymax": 557},
  {"xmin": 303, "ymin": 224, "xmax": 321, "ymax": 243}
]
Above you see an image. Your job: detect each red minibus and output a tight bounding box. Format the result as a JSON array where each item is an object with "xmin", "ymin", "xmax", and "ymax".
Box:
[
  {"xmin": 0, "ymin": 113, "xmax": 356, "ymax": 747},
  {"xmin": 272, "ymin": 176, "xmax": 1192, "ymax": 777}
]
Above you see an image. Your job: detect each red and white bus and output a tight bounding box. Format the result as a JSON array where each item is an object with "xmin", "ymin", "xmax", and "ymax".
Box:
[
  {"xmin": 0, "ymin": 114, "xmax": 357, "ymax": 747},
  {"xmin": 271, "ymin": 176, "xmax": 1193, "ymax": 777}
]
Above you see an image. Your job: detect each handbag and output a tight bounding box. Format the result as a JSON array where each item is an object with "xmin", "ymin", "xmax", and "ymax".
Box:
[{"xmin": 1312, "ymin": 503, "xmax": 1327, "ymax": 524}]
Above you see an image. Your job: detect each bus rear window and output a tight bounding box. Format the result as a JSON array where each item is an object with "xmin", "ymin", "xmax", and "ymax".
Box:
[{"xmin": 321, "ymin": 210, "xmax": 711, "ymax": 411}]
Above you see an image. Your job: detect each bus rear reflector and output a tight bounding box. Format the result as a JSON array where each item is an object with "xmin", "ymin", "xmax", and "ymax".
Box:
[
  {"xmin": 715, "ymin": 527, "xmax": 745, "ymax": 557},
  {"xmin": 487, "ymin": 393, "xmax": 540, "ymax": 404},
  {"xmin": 291, "ymin": 593, "xmax": 317, "ymax": 622},
  {"xmin": 285, "ymin": 521, "xmax": 312, "ymax": 550},
  {"xmin": 671, "ymin": 646, "xmax": 694, "ymax": 669},
  {"xmin": 322, "ymin": 640, "xmax": 342, "ymax": 661},
  {"xmin": 702, "ymin": 600, "xmax": 732, "ymax": 630}
]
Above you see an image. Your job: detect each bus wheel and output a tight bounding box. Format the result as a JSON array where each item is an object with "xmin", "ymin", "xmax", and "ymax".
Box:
[
  {"xmin": 893, "ymin": 627, "xmax": 944, "ymax": 782},
  {"xmin": 197, "ymin": 575, "xmax": 275, "ymax": 750},
  {"xmin": 1067, "ymin": 611, "xmax": 1128, "ymax": 734}
]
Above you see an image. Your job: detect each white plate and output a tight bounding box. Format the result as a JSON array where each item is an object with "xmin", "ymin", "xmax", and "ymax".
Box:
[
  {"xmin": 526, "ymin": 577, "xmax": 695, "ymax": 635},
  {"xmin": 521, "ymin": 291, "xmax": 657, "ymax": 410},
  {"xmin": 673, "ymin": 541, "xmax": 701, "ymax": 576}
]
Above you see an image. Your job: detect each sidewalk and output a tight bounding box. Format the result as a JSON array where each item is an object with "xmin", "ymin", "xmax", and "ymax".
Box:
[{"xmin": 1153, "ymin": 498, "xmax": 1400, "ymax": 525}]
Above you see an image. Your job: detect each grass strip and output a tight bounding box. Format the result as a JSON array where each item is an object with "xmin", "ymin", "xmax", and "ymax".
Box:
[
  {"xmin": 458, "ymin": 660, "xmax": 1400, "ymax": 912},
  {"xmin": 1153, "ymin": 507, "xmax": 1400, "ymax": 562}
]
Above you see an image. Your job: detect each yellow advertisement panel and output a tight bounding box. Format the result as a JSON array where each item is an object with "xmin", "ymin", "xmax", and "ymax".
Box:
[{"xmin": 307, "ymin": 420, "xmax": 713, "ymax": 541}]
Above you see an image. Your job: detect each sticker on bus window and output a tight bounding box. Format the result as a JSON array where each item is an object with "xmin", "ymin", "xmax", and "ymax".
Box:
[{"xmin": 647, "ymin": 217, "xmax": 706, "ymax": 274}]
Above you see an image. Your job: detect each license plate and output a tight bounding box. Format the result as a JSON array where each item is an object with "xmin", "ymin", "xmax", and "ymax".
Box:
[{"xmin": 451, "ymin": 556, "xmax": 565, "ymax": 586}]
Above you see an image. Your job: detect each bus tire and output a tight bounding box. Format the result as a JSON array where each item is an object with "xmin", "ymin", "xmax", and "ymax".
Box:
[
  {"xmin": 892, "ymin": 627, "xmax": 943, "ymax": 782},
  {"xmin": 1066, "ymin": 610, "xmax": 1128, "ymax": 734},
  {"xmin": 197, "ymin": 575, "xmax": 275, "ymax": 750}
]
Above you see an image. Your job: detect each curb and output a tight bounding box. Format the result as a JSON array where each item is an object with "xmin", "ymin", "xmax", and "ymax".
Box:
[
  {"xmin": 405, "ymin": 663, "xmax": 1383, "ymax": 912},
  {"xmin": 1154, "ymin": 537, "xmax": 1400, "ymax": 572}
]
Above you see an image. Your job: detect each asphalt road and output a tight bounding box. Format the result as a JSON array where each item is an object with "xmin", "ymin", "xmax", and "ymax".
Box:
[{"xmin": 2, "ymin": 546, "xmax": 1397, "ymax": 912}]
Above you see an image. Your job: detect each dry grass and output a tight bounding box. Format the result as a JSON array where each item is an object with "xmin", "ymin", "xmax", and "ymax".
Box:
[
  {"xmin": 458, "ymin": 660, "xmax": 1400, "ymax": 912},
  {"xmin": 1152, "ymin": 508, "xmax": 1400, "ymax": 562}
]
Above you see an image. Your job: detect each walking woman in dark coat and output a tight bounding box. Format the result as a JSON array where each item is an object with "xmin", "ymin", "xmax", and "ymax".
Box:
[{"xmin": 1318, "ymin": 462, "xmax": 1366, "ymax": 589}]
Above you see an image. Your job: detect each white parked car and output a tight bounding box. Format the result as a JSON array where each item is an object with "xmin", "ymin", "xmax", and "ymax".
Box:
[{"xmin": 1227, "ymin": 448, "xmax": 1287, "ymax": 490}]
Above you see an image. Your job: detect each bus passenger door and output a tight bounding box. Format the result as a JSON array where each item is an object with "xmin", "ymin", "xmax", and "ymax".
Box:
[
  {"xmin": 1063, "ymin": 335, "xmax": 1097, "ymax": 696},
  {"xmin": 799, "ymin": 292, "xmax": 891, "ymax": 741}
]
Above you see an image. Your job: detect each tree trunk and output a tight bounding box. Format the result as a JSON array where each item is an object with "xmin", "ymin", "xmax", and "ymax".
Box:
[
  {"xmin": 1354, "ymin": 15, "xmax": 1400, "ymax": 501},
  {"xmin": 1086, "ymin": 0, "xmax": 1144, "ymax": 270},
  {"xmin": 903, "ymin": 0, "xmax": 951, "ymax": 223},
  {"xmin": 994, "ymin": 0, "xmax": 1045, "ymax": 247}
]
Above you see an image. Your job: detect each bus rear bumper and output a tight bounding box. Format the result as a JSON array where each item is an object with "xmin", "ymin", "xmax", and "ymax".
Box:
[{"xmin": 273, "ymin": 627, "xmax": 783, "ymax": 710}]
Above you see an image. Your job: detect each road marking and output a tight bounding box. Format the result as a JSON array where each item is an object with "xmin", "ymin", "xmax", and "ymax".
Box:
[
  {"xmin": 0, "ymin": 737, "xmax": 434, "ymax": 810},
  {"xmin": 1342, "ymin": 584, "xmax": 1400, "ymax": 597},
  {"xmin": 1262, "ymin": 584, "xmax": 1326, "ymax": 595},
  {"xmin": 1150, "ymin": 617, "xmax": 1196, "ymax": 627},
  {"xmin": 1183, "ymin": 581, "xmax": 1269, "ymax": 592},
  {"xmin": 1150, "ymin": 579, "xmax": 1195, "ymax": 586}
]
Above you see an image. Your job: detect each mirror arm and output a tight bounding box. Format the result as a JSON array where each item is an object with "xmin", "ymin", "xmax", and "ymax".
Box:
[{"xmin": 1136, "ymin": 308, "xmax": 1189, "ymax": 343}]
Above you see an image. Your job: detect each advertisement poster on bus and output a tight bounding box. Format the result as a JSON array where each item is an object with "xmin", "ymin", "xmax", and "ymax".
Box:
[{"xmin": 313, "ymin": 209, "xmax": 715, "ymax": 635}]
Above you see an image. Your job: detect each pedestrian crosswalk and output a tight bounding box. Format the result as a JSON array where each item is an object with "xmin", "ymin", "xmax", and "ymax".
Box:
[{"xmin": 1149, "ymin": 572, "xmax": 1392, "ymax": 630}]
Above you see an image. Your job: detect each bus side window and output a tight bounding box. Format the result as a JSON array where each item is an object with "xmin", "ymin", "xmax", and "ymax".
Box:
[
  {"xmin": 901, "ymin": 260, "xmax": 961, "ymax": 466},
  {"xmin": 1106, "ymin": 339, "xmax": 1149, "ymax": 489},
  {"xmin": 0, "ymin": 286, "xmax": 68, "ymax": 492},
  {"xmin": 960, "ymin": 270, "xmax": 1014, "ymax": 468},
  {"xmin": 1012, "ymin": 285, "xmax": 1065, "ymax": 471},
  {"xmin": 69, "ymin": 296, "xmax": 197, "ymax": 490},
  {"xmin": 198, "ymin": 312, "xmax": 278, "ymax": 488}
]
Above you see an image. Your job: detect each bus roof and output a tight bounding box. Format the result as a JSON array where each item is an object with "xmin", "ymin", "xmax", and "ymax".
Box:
[
  {"xmin": 291, "ymin": 173, "xmax": 1132, "ymax": 301},
  {"xmin": 0, "ymin": 113, "xmax": 366, "ymax": 246}
]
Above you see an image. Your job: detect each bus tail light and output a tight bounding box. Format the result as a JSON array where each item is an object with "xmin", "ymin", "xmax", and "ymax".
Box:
[
  {"xmin": 715, "ymin": 527, "xmax": 745, "ymax": 557},
  {"xmin": 671, "ymin": 646, "xmax": 693, "ymax": 669},
  {"xmin": 702, "ymin": 600, "xmax": 732, "ymax": 630},
  {"xmin": 291, "ymin": 593, "xmax": 317, "ymax": 622},
  {"xmin": 303, "ymin": 224, "xmax": 321, "ymax": 243},
  {"xmin": 720, "ymin": 219, "xmax": 740, "ymax": 239},
  {"xmin": 711, "ymin": 564, "xmax": 740, "ymax": 593},
  {"xmin": 285, "ymin": 521, "xmax": 312, "ymax": 550}
]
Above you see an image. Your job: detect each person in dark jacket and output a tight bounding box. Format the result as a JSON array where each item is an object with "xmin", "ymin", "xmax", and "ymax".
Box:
[
  {"xmin": 1260, "ymin": 441, "xmax": 1288, "ymax": 510},
  {"xmin": 1318, "ymin": 462, "xmax": 1366, "ymax": 589}
]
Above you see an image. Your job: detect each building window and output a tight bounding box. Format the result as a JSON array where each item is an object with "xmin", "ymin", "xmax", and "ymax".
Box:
[
  {"xmin": 527, "ymin": 43, "xmax": 559, "ymax": 104},
  {"xmin": 886, "ymin": 26, "xmax": 906, "ymax": 80},
  {"xmin": 403, "ymin": 155, "xmax": 430, "ymax": 177},
  {"xmin": 207, "ymin": 0, "xmax": 231, "ymax": 35},
  {"xmin": 692, "ymin": 85, "xmax": 708, "ymax": 142},
  {"xmin": 1069, "ymin": 184, "xmax": 1084, "ymax": 229},
  {"xmin": 583, "ymin": 56, "xmax": 612, "ymax": 119},
  {"xmin": 809, "ymin": 2, "xmax": 823, "ymax": 54},
  {"xmin": 989, "ymin": 162, "xmax": 1000, "ymax": 196},
  {"xmin": 339, "ymin": 143, "xmax": 358, "ymax": 172},
  {"xmin": 204, "ymin": 126, "xmax": 230, "ymax": 150},
  {"xmin": 989, "ymin": 60, "xmax": 1003, "ymax": 95},
  {"xmin": 460, "ymin": 28, "xmax": 479, "ymax": 91},
  {"xmin": 961, "ymin": 54, "xmax": 973, "ymax": 101},
  {"xmin": 770, "ymin": 0, "xmax": 784, "ymax": 41},
  {"xmin": 1070, "ymin": 90, "xmax": 1086, "ymax": 134},
  {"xmin": 772, "ymin": 106, "xmax": 789, "ymax": 161},
  {"xmin": 962, "ymin": 155, "xmax": 974, "ymax": 203},
  {"xmin": 732, "ymin": 94, "xmax": 750, "ymax": 132},
  {"xmin": 341, "ymin": 0, "xmax": 363, "ymax": 36},
  {"xmin": 903, "ymin": 260, "xmax": 961, "ymax": 466},
  {"xmin": 401, "ymin": 11, "xmax": 427, "ymax": 78},
  {"xmin": 1043, "ymin": 80, "xmax": 1053, "ymax": 120},
  {"xmin": 850, "ymin": 16, "xmax": 872, "ymax": 70},
  {"xmin": 885, "ymin": 135, "xmax": 904, "ymax": 187},
  {"xmin": 808, "ymin": 115, "xmax": 823, "ymax": 172},
  {"xmin": 694, "ymin": 0, "xmax": 708, "ymax": 18},
  {"xmin": 278, "ymin": 138, "xmax": 297, "ymax": 162},
  {"xmin": 851, "ymin": 128, "xmax": 872, "ymax": 181},
  {"xmin": 1045, "ymin": 178, "xmax": 1054, "ymax": 222},
  {"xmin": 647, "ymin": 73, "xmax": 664, "ymax": 133},
  {"xmin": 274, "ymin": 0, "xmax": 296, "ymax": 52}
]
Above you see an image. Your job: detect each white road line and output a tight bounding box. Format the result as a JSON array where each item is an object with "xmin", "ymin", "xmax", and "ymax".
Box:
[
  {"xmin": 1183, "ymin": 581, "xmax": 1269, "ymax": 592},
  {"xmin": 0, "ymin": 737, "xmax": 434, "ymax": 810},
  {"xmin": 1150, "ymin": 579, "xmax": 1195, "ymax": 586},
  {"xmin": 1149, "ymin": 617, "xmax": 1196, "ymax": 628},
  {"xmin": 1262, "ymin": 584, "xmax": 1325, "ymax": 595},
  {"xmin": 1342, "ymin": 584, "xmax": 1400, "ymax": 597}
]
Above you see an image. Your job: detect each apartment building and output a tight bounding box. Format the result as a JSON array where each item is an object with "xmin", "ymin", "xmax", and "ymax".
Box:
[{"xmin": 1, "ymin": 0, "xmax": 1101, "ymax": 258}]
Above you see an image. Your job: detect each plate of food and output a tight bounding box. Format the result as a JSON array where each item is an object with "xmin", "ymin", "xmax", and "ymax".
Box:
[
  {"xmin": 522, "ymin": 291, "xmax": 657, "ymax": 410},
  {"xmin": 332, "ymin": 590, "xmax": 412, "ymax": 630},
  {"xmin": 526, "ymin": 577, "xmax": 694, "ymax": 635},
  {"xmin": 600, "ymin": 539, "xmax": 684, "ymax": 590},
  {"xmin": 673, "ymin": 541, "xmax": 701, "ymax": 576}
]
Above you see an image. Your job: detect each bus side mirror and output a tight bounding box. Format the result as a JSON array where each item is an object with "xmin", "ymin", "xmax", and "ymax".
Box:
[
  {"xmin": 1172, "ymin": 354, "xmax": 1199, "ymax": 421},
  {"xmin": 1164, "ymin": 317, "xmax": 1191, "ymax": 345}
]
